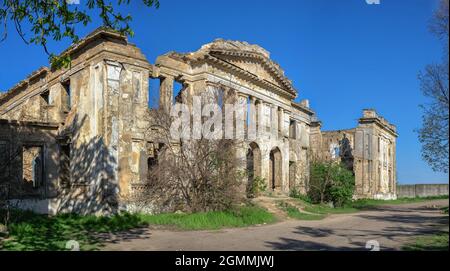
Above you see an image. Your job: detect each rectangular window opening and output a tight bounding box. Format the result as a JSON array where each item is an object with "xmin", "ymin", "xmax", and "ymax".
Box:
[
  {"xmin": 22, "ymin": 146, "xmax": 43, "ymax": 189},
  {"xmin": 60, "ymin": 144, "xmax": 71, "ymax": 186},
  {"xmin": 148, "ymin": 78, "xmax": 160, "ymax": 109},
  {"xmin": 62, "ymin": 80, "xmax": 71, "ymax": 112},
  {"xmin": 289, "ymin": 120, "xmax": 296, "ymax": 139},
  {"xmin": 40, "ymin": 90, "xmax": 50, "ymax": 105},
  {"xmin": 173, "ymin": 81, "xmax": 184, "ymax": 104}
]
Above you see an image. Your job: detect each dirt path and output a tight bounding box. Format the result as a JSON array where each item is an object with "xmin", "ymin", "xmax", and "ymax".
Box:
[{"xmin": 102, "ymin": 199, "xmax": 449, "ymax": 251}]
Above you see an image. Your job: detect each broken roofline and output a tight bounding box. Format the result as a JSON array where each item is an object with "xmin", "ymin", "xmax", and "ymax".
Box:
[
  {"xmin": 1, "ymin": 28, "xmax": 302, "ymax": 108},
  {"xmin": 0, "ymin": 27, "xmax": 128, "ymax": 105},
  {"xmin": 162, "ymin": 42, "xmax": 298, "ymax": 98}
]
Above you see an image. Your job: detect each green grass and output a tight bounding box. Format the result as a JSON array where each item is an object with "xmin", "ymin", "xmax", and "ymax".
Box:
[
  {"xmin": 0, "ymin": 205, "xmax": 276, "ymax": 250},
  {"xmin": 139, "ymin": 205, "xmax": 276, "ymax": 230},
  {"xmin": 285, "ymin": 195, "xmax": 449, "ymax": 218},
  {"xmin": 401, "ymin": 199, "xmax": 449, "ymax": 251},
  {"xmin": 0, "ymin": 210, "xmax": 147, "ymax": 251},
  {"xmin": 303, "ymin": 204, "xmax": 359, "ymax": 215},
  {"xmin": 402, "ymin": 232, "xmax": 449, "ymax": 251},
  {"xmin": 277, "ymin": 201, "xmax": 326, "ymax": 220},
  {"xmin": 346, "ymin": 195, "xmax": 449, "ymax": 210}
]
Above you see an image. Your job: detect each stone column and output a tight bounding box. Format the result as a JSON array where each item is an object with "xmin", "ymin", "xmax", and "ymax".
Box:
[
  {"xmin": 262, "ymin": 102, "xmax": 271, "ymax": 139},
  {"xmin": 256, "ymin": 99, "xmax": 263, "ymax": 138},
  {"xmin": 392, "ymin": 141, "xmax": 397, "ymax": 198},
  {"xmin": 283, "ymin": 111, "xmax": 289, "ymax": 138},
  {"xmin": 159, "ymin": 75, "xmax": 174, "ymax": 112},
  {"xmin": 278, "ymin": 107, "xmax": 284, "ymax": 136},
  {"xmin": 180, "ymin": 82, "xmax": 193, "ymax": 108},
  {"xmin": 248, "ymin": 96, "xmax": 257, "ymax": 141},
  {"xmin": 236, "ymin": 93, "xmax": 248, "ymax": 140},
  {"xmin": 295, "ymin": 122, "xmax": 301, "ymax": 140},
  {"xmin": 271, "ymin": 104, "xmax": 278, "ymax": 139}
]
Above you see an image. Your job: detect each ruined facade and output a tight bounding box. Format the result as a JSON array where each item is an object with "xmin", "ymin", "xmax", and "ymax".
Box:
[
  {"xmin": 0, "ymin": 29, "xmax": 397, "ymax": 214},
  {"xmin": 310, "ymin": 109, "xmax": 398, "ymax": 200}
]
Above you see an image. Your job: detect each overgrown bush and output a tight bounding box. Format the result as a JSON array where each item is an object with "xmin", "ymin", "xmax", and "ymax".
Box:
[
  {"xmin": 308, "ymin": 161, "xmax": 355, "ymax": 207},
  {"xmin": 248, "ymin": 176, "xmax": 267, "ymax": 198},
  {"xmin": 289, "ymin": 187, "xmax": 312, "ymax": 203},
  {"xmin": 134, "ymin": 108, "xmax": 244, "ymax": 213}
]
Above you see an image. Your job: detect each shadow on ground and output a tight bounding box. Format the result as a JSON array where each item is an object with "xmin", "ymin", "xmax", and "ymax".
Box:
[{"xmin": 264, "ymin": 204, "xmax": 449, "ymax": 251}]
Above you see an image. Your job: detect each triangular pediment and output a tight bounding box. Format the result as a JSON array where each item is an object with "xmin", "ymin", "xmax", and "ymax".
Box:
[
  {"xmin": 161, "ymin": 39, "xmax": 298, "ymax": 97},
  {"xmin": 210, "ymin": 52, "xmax": 293, "ymax": 92}
]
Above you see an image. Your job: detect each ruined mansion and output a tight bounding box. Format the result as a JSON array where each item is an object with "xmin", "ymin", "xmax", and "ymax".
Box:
[{"xmin": 0, "ymin": 29, "xmax": 398, "ymax": 215}]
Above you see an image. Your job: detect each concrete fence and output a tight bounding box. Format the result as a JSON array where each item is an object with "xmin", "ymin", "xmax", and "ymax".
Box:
[{"xmin": 397, "ymin": 184, "xmax": 449, "ymax": 198}]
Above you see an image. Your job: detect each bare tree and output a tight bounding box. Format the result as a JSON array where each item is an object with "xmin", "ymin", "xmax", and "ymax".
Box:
[
  {"xmin": 130, "ymin": 107, "xmax": 245, "ymax": 213},
  {"xmin": 417, "ymin": 0, "xmax": 449, "ymax": 173}
]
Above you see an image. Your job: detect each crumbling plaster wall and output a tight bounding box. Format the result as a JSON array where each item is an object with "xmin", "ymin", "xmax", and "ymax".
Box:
[
  {"xmin": 0, "ymin": 120, "xmax": 59, "ymax": 214},
  {"xmin": 311, "ymin": 109, "xmax": 398, "ymax": 200},
  {"xmin": 153, "ymin": 40, "xmax": 315, "ymax": 195},
  {"xmin": 0, "ymin": 29, "xmax": 399, "ymax": 215},
  {"xmin": 0, "ymin": 30, "xmax": 154, "ymax": 214}
]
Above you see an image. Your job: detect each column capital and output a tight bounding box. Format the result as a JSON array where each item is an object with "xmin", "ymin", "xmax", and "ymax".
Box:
[
  {"xmin": 237, "ymin": 92, "xmax": 249, "ymax": 99},
  {"xmin": 160, "ymin": 74, "xmax": 175, "ymax": 80}
]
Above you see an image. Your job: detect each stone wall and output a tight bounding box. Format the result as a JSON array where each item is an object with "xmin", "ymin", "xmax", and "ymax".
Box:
[
  {"xmin": 0, "ymin": 28, "xmax": 402, "ymax": 215},
  {"xmin": 397, "ymin": 184, "xmax": 449, "ymax": 198},
  {"xmin": 311, "ymin": 109, "xmax": 398, "ymax": 200}
]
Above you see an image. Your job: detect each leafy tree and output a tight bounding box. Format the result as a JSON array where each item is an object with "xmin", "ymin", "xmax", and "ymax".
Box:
[
  {"xmin": 308, "ymin": 161, "xmax": 354, "ymax": 207},
  {"xmin": 0, "ymin": 0, "xmax": 160, "ymax": 68},
  {"xmin": 417, "ymin": 0, "xmax": 449, "ymax": 173},
  {"xmin": 327, "ymin": 164, "xmax": 354, "ymax": 207}
]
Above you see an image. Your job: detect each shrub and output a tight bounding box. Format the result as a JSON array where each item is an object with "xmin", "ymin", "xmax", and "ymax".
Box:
[
  {"xmin": 248, "ymin": 176, "xmax": 267, "ymax": 197},
  {"xmin": 328, "ymin": 166, "xmax": 355, "ymax": 207},
  {"xmin": 308, "ymin": 161, "xmax": 355, "ymax": 207},
  {"xmin": 289, "ymin": 187, "xmax": 312, "ymax": 203}
]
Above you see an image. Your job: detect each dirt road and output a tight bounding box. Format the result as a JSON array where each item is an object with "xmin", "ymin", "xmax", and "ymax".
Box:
[{"xmin": 102, "ymin": 199, "xmax": 449, "ymax": 251}]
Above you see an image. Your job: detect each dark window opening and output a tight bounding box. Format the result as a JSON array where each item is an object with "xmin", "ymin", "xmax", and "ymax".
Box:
[
  {"xmin": 147, "ymin": 155, "xmax": 158, "ymax": 183},
  {"xmin": 289, "ymin": 120, "xmax": 296, "ymax": 139},
  {"xmin": 147, "ymin": 142, "xmax": 164, "ymax": 184},
  {"xmin": 40, "ymin": 90, "xmax": 50, "ymax": 105},
  {"xmin": 60, "ymin": 144, "xmax": 71, "ymax": 186},
  {"xmin": 62, "ymin": 80, "xmax": 71, "ymax": 112},
  {"xmin": 22, "ymin": 146, "xmax": 43, "ymax": 189},
  {"xmin": 0, "ymin": 141, "xmax": 9, "ymax": 182}
]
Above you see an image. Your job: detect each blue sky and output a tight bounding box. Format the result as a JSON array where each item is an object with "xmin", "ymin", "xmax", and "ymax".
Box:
[{"xmin": 0, "ymin": 0, "xmax": 448, "ymax": 184}]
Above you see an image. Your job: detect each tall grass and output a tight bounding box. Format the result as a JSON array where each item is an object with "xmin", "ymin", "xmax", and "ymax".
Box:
[
  {"xmin": 0, "ymin": 210, "xmax": 146, "ymax": 251},
  {"xmin": 140, "ymin": 205, "xmax": 275, "ymax": 230},
  {"xmin": 346, "ymin": 195, "xmax": 449, "ymax": 209},
  {"xmin": 403, "ymin": 233, "xmax": 449, "ymax": 251},
  {"xmin": 0, "ymin": 205, "xmax": 275, "ymax": 250},
  {"xmin": 277, "ymin": 201, "xmax": 325, "ymax": 220}
]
